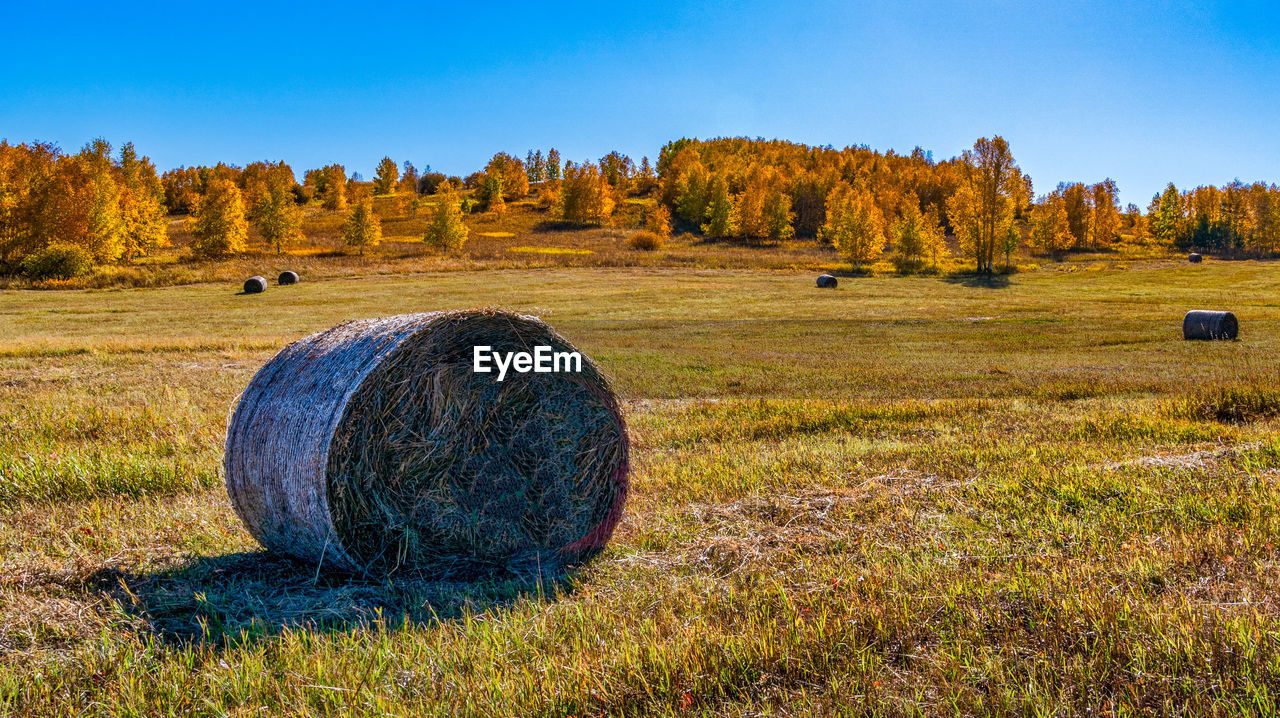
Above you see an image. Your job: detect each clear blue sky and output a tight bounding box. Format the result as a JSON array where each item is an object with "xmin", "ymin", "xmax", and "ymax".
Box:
[{"xmin": 3, "ymin": 0, "xmax": 1277, "ymax": 205}]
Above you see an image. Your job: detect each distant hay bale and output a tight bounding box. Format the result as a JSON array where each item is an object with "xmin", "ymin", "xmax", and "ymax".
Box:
[
  {"xmin": 1183, "ymin": 310, "xmax": 1238, "ymax": 340},
  {"xmin": 816, "ymin": 274, "xmax": 838, "ymax": 288},
  {"xmin": 1188, "ymin": 253, "xmax": 1203, "ymax": 263},
  {"xmin": 243, "ymin": 276, "xmax": 267, "ymax": 294},
  {"xmin": 278, "ymin": 271, "xmax": 299, "ymax": 285},
  {"xmin": 224, "ymin": 309, "xmax": 630, "ymax": 578}
]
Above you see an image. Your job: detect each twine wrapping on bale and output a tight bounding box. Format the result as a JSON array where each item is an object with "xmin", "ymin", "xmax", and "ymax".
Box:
[
  {"xmin": 1189, "ymin": 253, "xmax": 1203, "ymax": 263},
  {"xmin": 278, "ymin": 271, "xmax": 299, "ymax": 285},
  {"xmin": 243, "ymin": 276, "xmax": 267, "ymax": 294},
  {"xmin": 224, "ymin": 309, "xmax": 629, "ymax": 578},
  {"xmin": 816, "ymin": 274, "xmax": 838, "ymax": 289},
  {"xmin": 1183, "ymin": 310, "xmax": 1238, "ymax": 340}
]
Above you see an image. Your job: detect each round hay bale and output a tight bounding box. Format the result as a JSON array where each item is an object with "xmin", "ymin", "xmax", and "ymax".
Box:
[
  {"xmin": 1188, "ymin": 253, "xmax": 1203, "ymax": 263},
  {"xmin": 278, "ymin": 270, "xmax": 300, "ymax": 285},
  {"xmin": 243, "ymin": 276, "xmax": 267, "ymax": 294},
  {"xmin": 816, "ymin": 274, "xmax": 838, "ymax": 289},
  {"xmin": 1183, "ymin": 310, "xmax": 1238, "ymax": 340},
  {"xmin": 224, "ymin": 309, "xmax": 630, "ymax": 578}
]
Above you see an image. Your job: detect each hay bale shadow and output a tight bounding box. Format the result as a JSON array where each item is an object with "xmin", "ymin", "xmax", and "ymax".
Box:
[{"xmin": 92, "ymin": 551, "xmax": 574, "ymax": 647}]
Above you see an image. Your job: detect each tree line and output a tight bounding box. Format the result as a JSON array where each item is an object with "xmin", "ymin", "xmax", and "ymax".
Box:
[{"xmin": 2, "ymin": 135, "xmax": 1278, "ymax": 279}]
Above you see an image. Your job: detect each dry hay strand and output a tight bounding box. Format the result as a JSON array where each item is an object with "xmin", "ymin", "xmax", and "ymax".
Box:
[
  {"xmin": 243, "ymin": 276, "xmax": 267, "ymax": 294},
  {"xmin": 224, "ymin": 309, "xmax": 630, "ymax": 578},
  {"xmin": 278, "ymin": 270, "xmax": 299, "ymax": 285}
]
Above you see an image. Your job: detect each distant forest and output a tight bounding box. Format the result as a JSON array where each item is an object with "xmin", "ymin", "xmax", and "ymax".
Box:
[{"xmin": 1, "ymin": 136, "xmax": 1277, "ymax": 278}]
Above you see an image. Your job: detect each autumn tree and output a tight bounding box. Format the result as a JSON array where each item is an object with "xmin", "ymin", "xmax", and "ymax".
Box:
[
  {"xmin": 558, "ymin": 162, "xmax": 615, "ymax": 225},
  {"xmin": 252, "ymin": 181, "xmax": 304, "ymax": 254},
  {"xmin": 372, "ymin": 157, "xmax": 399, "ymax": 195},
  {"xmin": 1059, "ymin": 182, "xmax": 1090, "ymax": 247},
  {"xmin": 635, "ymin": 156, "xmax": 657, "ymax": 194},
  {"xmin": 190, "ymin": 178, "xmax": 247, "ymax": 258},
  {"xmin": 545, "ymin": 149, "xmax": 562, "ymax": 181},
  {"xmin": 948, "ymin": 136, "xmax": 1022, "ymax": 273},
  {"xmin": 922, "ymin": 209, "xmax": 948, "ymax": 271},
  {"xmin": 484, "ymin": 153, "xmax": 528, "ymax": 200},
  {"xmin": 701, "ymin": 174, "xmax": 736, "ymax": 237},
  {"xmin": 399, "ymin": 161, "xmax": 419, "ymax": 195},
  {"xmin": 116, "ymin": 142, "xmax": 168, "ymax": 260},
  {"xmin": 599, "ymin": 151, "xmax": 634, "ymax": 190},
  {"xmin": 424, "ymin": 184, "xmax": 469, "ymax": 250},
  {"xmin": 762, "ymin": 190, "xmax": 795, "ymax": 241},
  {"xmin": 318, "ymin": 164, "xmax": 347, "ymax": 211},
  {"xmin": 1030, "ymin": 195, "xmax": 1073, "ymax": 256},
  {"xmin": 480, "ymin": 171, "xmax": 505, "ymax": 214},
  {"xmin": 1149, "ymin": 183, "xmax": 1185, "ymax": 247},
  {"xmin": 674, "ymin": 163, "xmax": 710, "ymax": 226},
  {"xmin": 889, "ymin": 199, "xmax": 929, "ymax": 273},
  {"xmin": 341, "ymin": 199, "xmax": 381, "ymax": 255},
  {"xmin": 1089, "ymin": 179, "xmax": 1120, "ymax": 248},
  {"xmin": 645, "ymin": 202, "xmax": 672, "ymax": 238},
  {"xmin": 821, "ymin": 184, "xmax": 884, "ymax": 268},
  {"xmin": 160, "ymin": 166, "xmax": 201, "ymax": 213},
  {"xmin": 526, "ymin": 150, "xmax": 545, "ymax": 183},
  {"xmin": 1001, "ymin": 224, "xmax": 1020, "ymax": 269}
]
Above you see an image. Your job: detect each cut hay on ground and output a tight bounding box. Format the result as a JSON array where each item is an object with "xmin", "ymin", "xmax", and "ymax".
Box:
[{"xmin": 224, "ymin": 309, "xmax": 630, "ymax": 578}]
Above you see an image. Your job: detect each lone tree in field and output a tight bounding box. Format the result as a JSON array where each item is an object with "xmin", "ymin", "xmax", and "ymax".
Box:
[
  {"xmin": 424, "ymin": 184, "xmax": 469, "ymax": 251},
  {"xmin": 341, "ymin": 199, "xmax": 381, "ymax": 255},
  {"xmin": 821, "ymin": 184, "xmax": 885, "ymax": 269},
  {"xmin": 251, "ymin": 182, "xmax": 303, "ymax": 254},
  {"xmin": 947, "ymin": 136, "xmax": 1022, "ymax": 274},
  {"xmin": 373, "ymin": 157, "xmax": 400, "ymax": 195},
  {"xmin": 190, "ymin": 178, "xmax": 248, "ymax": 258}
]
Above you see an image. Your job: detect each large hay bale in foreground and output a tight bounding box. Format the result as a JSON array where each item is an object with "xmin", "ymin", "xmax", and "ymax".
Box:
[
  {"xmin": 278, "ymin": 270, "xmax": 299, "ymax": 285},
  {"xmin": 243, "ymin": 276, "xmax": 267, "ymax": 294},
  {"xmin": 816, "ymin": 274, "xmax": 838, "ymax": 288},
  {"xmin": 224, "ymin": 309, "xmax": 630, "ymax": 577},
  {"xmin": 1188, "ymin": 253, "xmax": 1202, "ymax": 263},
  {"xmin": 1183, "ymin": 310, "xmax": 1238, "ymax": 340}
]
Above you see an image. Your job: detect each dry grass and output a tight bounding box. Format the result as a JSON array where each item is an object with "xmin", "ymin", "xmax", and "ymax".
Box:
[{"xmin": 1, "ymin": 262, "xmax": 1280, "ymax": 714}]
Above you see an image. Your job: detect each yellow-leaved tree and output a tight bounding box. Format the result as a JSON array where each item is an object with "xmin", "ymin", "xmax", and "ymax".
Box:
[
  {"xmin": 341, "ymin": 199, "xmax": 381, "ymax": 255},
  {"xmin": 821, "ymin": 183, "xmax": 885, "ymax": 269},
  {"xmin": 190, "ymin": 178, "xmax": 247, "ymax": 258},
  {"xmin": 947, "ymin": 136, "xmax": 1022, "ymax": 274},
  {"xmin": 424, "ymin": 184, "xmax": 469, "ymax": 251}
]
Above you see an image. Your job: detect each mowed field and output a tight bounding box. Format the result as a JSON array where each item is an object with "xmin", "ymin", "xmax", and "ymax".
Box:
[{"xmin": 2, "ymin": 261, "xmax": 1280, "ymax": 715}]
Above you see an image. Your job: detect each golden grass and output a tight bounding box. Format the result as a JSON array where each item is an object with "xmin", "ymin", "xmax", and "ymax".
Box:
[{"xmin": 508, "ymin": 246, "xmax": 595, "ymax": 255}]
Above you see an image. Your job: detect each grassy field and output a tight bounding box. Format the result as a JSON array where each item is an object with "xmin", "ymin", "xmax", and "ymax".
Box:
[{"xmin": 2, "ymin": 260, "xmax": 1280, "ymax": 715}]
